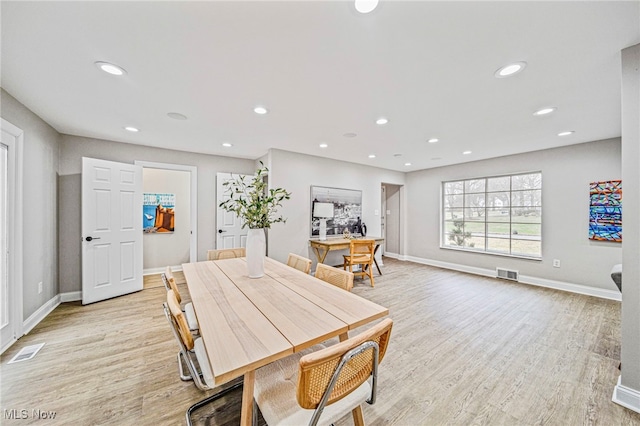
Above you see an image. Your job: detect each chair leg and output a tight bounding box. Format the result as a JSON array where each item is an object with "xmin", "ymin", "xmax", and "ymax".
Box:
[
  {"xmin": 351, "ymin": 405, "xmax": 365, "ymax": 426},
  {"xmin": 185, "ymin": 380, "xmax": 244, "ymax": 426},
  {"xmin": 178, "ymin": 352, "xmax": 193, "ymax": 381}
]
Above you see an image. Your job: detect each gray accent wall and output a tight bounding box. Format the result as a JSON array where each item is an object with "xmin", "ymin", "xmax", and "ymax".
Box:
[
  {"xmin": 1, "ymin": 89, "xmax": 60, "ymax": 320},
  {"xmin": 58, "ymin": 134, "xmax": 255, "ymax": 292},
  {"xmin": 405, "ymin": 138, "xmax": 622, "ymax": 292}
]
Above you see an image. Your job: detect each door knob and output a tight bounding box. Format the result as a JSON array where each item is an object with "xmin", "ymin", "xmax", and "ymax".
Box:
[
  {"xmin": 218, "ymin": 229, "xmax": 227, "ymax": 234},
  {"xmin": 85, "ymin": 236, "xmax": 101, "ymax": 242}
]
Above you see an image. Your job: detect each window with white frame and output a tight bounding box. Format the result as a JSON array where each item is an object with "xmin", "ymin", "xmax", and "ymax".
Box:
[{"xmin": 442, "ymin": 172, "xmax": 542, "ymax": 258}]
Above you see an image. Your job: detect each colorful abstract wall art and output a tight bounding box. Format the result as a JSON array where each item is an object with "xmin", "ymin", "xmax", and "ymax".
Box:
[
  {"xmin": 589, "ymin": 180, "xmax": 621, "ymax": 242},
  {"xmin": 143, "ymin": 193, "xmax": 175, "ymax": 233}
]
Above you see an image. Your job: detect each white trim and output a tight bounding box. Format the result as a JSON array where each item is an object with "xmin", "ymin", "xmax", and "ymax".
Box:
[
  {"xmin": 613, "ymin": 376, "xmax": 640, "ymax": 414},
  {"xmin": 404, "ymin": 255, "xmax": 621, "ymax": 301},
  {"xmin": 23, "ymin": 295, "xmax": 60, "ymax": 335},
  {"xmin": 382, "ymin": 251, "xmax": 400, "ymax": 259},
  {"xmin": 1, "ymin": 119, "xmax": 24, "ymax": 348},
  {"xmin": 143, "ymin": 265, "xmax": 183, "ymax": 276},
  {"xmin": 1, "ymin": 336, "xmax": 16, "ymax": 354},
  {"xmin": 135, "ymin": 161, "xmax": 198, "ymax": 262},
  {"xmin": 60, "ymin": 291, "xmax": 82, "ymax": 302}
]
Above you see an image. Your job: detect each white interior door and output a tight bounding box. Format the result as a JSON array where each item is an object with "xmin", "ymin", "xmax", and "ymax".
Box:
[
  {"xmin": 0, "ymin": 143, "xmax": 12, "ymax": 349},
  {"xmin": 216, "ymin": 172, "xmax": 250, "ymax": 249},
  {"xmin": 0, "ymin": 119, "xmax": 23, "ymax": 354},
  {"xmin": 82, "ymin": 157, "xmax": 143, "ymax": 304}
]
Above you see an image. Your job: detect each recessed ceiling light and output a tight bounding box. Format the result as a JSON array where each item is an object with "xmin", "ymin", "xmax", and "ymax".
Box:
[
  {"xmin": 343, "ymin": 133, "xmax": 357, "ymax": 138},
  {"xmin": 95, "ymin": 61, "xmax": 127, "ymax": 76},
  {"xmin": 494, "ymin": 61, "xmax": 526, "ymax": 78},
  {"xmin": 533, "ymin": 107, "xmax": 557, "ymax": 116},
  {"xmin": 428, "ymin": 138, "xmax": 439, "ymax": 143},
  {"xmin": 463, "ymin": 151, "xmax": 472, "ymax": 155},
  {"xmin": 167, "ymin": 112, "xmax": 188, "ymax": 120},
  {"xmin": 124, "ymin": 126, "xmax": 139, "ymax": 132},
  {"xmin": 355, "ymin": 0, "xmax": 379, "ymax": 14},
  {"xmin": 319, "ymin": 143, "xmax": 328, "ymax": 148},
  {"xmin": 404, "ymin": 162, "xmax": 412, "ymax": 166},
  {"xmin": 376, "ymin": 117, "xmax": 389, "ymax": 125},
  {"xmin": 558, "ymin": 131, "xmax": 575, "ymax": 137},
  {"xmin": 254, "ymin": 106, "xmax": 268, "ymax": 115},
  {"xmin": 368, "ymin": 154, "xmax": 376, "ymax": 159},
  {"xmin": 222, "ymin": 142, "xmax": 233, "ymax": 147}
]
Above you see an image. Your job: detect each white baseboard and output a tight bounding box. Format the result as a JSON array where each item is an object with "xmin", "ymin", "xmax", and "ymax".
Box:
[
  {"xmin": 383, "ymin": 251, "xmax": 399, "ymax": 259},
  {"xmin": 613, "ymin": 376, "xmax": 640, "ymax": 414},
  {"xmin": 23, "ymin": 294, "xmax": 60, "ymax": 335},
  {"xmin": 404, "ymin": 255, "xmax": 621, "ymax": 301},
  {"xmin": 143, "ymin": 265, "xmax": 183, "ymax": 276},
  {"xmin": 60, "ymin": 291, "xmax": 82, "ymax": 302},
  {"xmin": 1, "ymin": 337, "xmax": 17, "ymax": 354}
]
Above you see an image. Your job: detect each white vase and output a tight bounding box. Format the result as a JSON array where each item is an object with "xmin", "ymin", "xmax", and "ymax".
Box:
[{"xmin": 246, "ymin": 228, "xmax": 266, "ymax": 278}]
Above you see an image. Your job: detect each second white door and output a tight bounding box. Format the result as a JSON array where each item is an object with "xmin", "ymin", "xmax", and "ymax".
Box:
[{"xmin": 216, "ymin": 172, "xmax": 250, "ymax": 249}]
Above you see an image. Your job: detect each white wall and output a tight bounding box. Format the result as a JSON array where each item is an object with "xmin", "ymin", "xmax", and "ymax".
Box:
[
  {"xmin": 617, "ymin": 42, "xmax": 640, "ymax": 407},
  {"xmin": 0, "ymin": 89, "xmax": 59, "ymax": 320},
  {"xmin": 405, "ymin": 138, "xmax": 622, "ymax": 294},
  {"xmin": 267, "ymin": 149, "xmax": 406, "ymax": 268},
  {"xmin": 58, "ymin": 134, "xmax": 255, "ymax": 292},
  {"xmin": 142, "ymin": 168, "xmax": 190, "ymax": 271}
]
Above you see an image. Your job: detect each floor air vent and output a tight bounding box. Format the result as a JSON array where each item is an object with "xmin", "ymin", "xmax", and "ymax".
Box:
[
  {"xmin": 8, "ymin": 343, "xmax": 45, "ymax": 364},
  {"xmin": 496, "ymin": 268, "xmax": 519, "ymax": 282}
]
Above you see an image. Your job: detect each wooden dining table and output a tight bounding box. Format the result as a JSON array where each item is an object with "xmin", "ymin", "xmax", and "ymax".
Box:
[{"xmin": 182, "ymin": 256, "xmax": 389, "ymax": 426}]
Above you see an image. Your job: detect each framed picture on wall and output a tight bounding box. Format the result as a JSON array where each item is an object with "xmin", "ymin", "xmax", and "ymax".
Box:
[
  {"xmin": 143, "ymin": 193, "xmax": 175, "ymax": 233},
  {"xmin": 589, "ymin": 180, "xmax": 622, "ymax": 242},
  {"xmin": 310, "ymin": 186, "xmax": 362, "ymax": 237}
]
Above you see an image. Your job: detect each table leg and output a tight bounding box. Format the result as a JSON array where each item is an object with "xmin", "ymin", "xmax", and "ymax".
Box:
[
  {"xmin": 312, "ymin": 246, "xmax": 329, "ymax": 264},
  {"xmin": 339, "ymin": 332, "xmax": 349, "ymax": 342},
  {"xmin": 373, "ymin": 244, "xmax": 383, "ymax": 275},
  {"xmin": 240, "ymin": 370, "xmax": 255, "ymax": 426}
]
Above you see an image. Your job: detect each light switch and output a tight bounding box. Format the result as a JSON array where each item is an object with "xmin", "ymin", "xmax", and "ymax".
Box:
[
  {"xmin": 386, "ymin": 210, "xmax": 391, "ymax": 215},
  {"xmin": 374, "ymin": 209, "xmax": 379, "ymax": 215}
]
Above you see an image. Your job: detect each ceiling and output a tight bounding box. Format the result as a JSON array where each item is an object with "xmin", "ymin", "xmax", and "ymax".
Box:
[{"xmin": 2, "ymin": 1, "xmax": 639, "ymax": 172}]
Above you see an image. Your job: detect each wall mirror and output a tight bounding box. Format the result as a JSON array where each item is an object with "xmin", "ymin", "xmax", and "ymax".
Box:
[{"xmin": 310, "ymin": 186, "xmax": 363, "ymax": 238}]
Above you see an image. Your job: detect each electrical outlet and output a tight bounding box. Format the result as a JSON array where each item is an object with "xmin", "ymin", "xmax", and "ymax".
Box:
[
  {"xmin": 38, "ymin": 282, "xmax": 43, "ymax": 294},
  {"xmin": 553, "ymin": 259, "xmax": 561, "ymax": 268}
]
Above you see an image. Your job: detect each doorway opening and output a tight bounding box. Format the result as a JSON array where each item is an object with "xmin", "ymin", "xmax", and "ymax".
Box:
[
  {"xmin": 381, "ymin": 183, "xmax": 403, "ymax": 259},
  {"xmin": 135, "ymin": 161, "xmax": 197, "ymax": 273}
]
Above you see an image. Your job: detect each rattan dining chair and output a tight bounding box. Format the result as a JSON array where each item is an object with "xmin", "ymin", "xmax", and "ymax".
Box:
[
  {"xmin": 163, "ymin": 290, "xmax": 243, "ymax": 426},
  {"xmin": 162, "ymin": 266, "xmax": 199, "ymax": 333},
  {"xmin": 287, "ymin": 253, "xmax": 313, "ymax": 274},
  {"xmin": 207, "ymin": 247, "xmax": 246, "ymax": 260},
  {"xmin": 314, "ymin": 263, "xmax": 354, "ymax": 291},
  {"xmin": 343, "ymin": 239, "xmax": 376, "ymax": 287},
  {"xmin": 254, "ymin": 318, "xmax": 393, "ymax": 426}
]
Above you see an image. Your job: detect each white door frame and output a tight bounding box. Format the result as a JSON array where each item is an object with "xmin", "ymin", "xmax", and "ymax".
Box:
[
  {"xmin": 1, "ymin": 118, "xmax": 24, "ymax": 353},
  {"xmin": 135, "ymin": 161, "xmax": 198, "ymax": 263}
]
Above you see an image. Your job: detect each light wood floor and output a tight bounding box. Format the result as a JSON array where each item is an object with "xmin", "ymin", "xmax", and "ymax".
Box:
[{"xmin": 2, "ymin": 258, "xmax": 638, "ymax": 425}]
